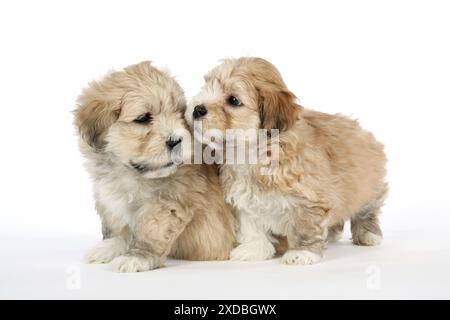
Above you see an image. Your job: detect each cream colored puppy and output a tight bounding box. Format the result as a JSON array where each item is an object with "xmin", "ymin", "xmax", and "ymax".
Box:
[
  {"xmin": 74, "ymin": 61, "xmax": 235, "ymax": 272},
  {"xmin": 186, "ymin": 57, "xmax": 388, "ymax": 265}
]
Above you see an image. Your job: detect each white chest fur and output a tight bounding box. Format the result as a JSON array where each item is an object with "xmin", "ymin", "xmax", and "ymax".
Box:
[
  {"xmin": 93, "ymin": 167, "xmax": 161, "ymax": 231},
  {"xmin": 221, "ymin": 165, "xmax": 299, "ymax": 236}
]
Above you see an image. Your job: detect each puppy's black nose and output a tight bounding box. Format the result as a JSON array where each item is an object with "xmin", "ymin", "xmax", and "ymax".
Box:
[
  {"xmin": 166, "ymin": 137, "xmax": 182, "ymax": 149},
  {"xmin": 193, "ymin": 104, "xmax": 208, "ymax": 119}
]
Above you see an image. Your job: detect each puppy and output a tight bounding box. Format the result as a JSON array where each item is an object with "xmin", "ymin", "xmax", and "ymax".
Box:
[
  {"xmin": 187, "ymin": 57, "xmax": 388, "ymax": 265},
  {"xmin": 74, "ymin": 61, "xmax": 235, "ymax": 272}
]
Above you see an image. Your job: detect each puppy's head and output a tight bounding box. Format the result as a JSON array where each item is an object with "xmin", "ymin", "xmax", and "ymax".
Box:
[
  {"xmin": 74, "ymin": 61, "xmax": 188, "ymax": 179},
  {"xmin": 186, "ymin": 57, "xmax": 300, "ymax": 138}
]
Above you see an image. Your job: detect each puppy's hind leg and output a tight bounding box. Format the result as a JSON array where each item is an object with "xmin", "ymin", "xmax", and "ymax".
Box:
[
  {"xmin": 351, "ymin": 193, "xmax": 386, "ymax": 246},
  {"xmin": 281, "ymin": 207, "xmax": 328, "ymax": 266}
]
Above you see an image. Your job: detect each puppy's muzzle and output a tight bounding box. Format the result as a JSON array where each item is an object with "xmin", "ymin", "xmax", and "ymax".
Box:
[
  {"xmin": 129, "ymin": 161, "xmax": 174, "ymax": 174},
  {"xmin": 166, "ymin": 136, "xmax": 182, "ymax": 150},
  {"xmin": 193, "ymin": 104, "xmax": 208, "ymax": 119}
]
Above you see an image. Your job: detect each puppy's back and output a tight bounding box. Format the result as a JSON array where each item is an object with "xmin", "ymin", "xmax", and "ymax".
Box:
[{"xmin": 300, "ymin": 109, "xmax": 387, "ymax": 222}]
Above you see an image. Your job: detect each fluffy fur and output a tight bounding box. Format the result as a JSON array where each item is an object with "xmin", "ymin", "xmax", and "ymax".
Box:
[
  {"xmin": 74, "ymin": 61, "xmax": 235, "ymax": 272},
  {"xmin": 187, "ymin": 57, "xmax": 388, "ymax": 265}
]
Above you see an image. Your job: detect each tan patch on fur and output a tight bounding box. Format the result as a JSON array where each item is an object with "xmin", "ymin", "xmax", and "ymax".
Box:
[{"xmin": 241, "ymin": 58, "xmax": 301, "ymax": 131}]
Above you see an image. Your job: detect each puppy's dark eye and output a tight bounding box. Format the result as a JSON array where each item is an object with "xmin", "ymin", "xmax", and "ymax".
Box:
[
  {"xmin": 227, "ymin": 96, "xmax": 242, "ymax": 107},
  {"xmin": 133, "ymin": 112, "xmax": 152, "ymax": 124}
]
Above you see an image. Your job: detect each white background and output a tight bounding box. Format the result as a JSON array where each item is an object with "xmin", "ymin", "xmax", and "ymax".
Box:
[{"xmin": 1, "ymin": 0, "xmax": 449, "ymax": 299}]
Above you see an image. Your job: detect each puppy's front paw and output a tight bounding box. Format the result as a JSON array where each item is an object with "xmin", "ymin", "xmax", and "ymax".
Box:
[
  {"xmin": 84, "ymin": 237, "xmax": 128, "ymax": 264},
  {"xmin": 352, "ymin": 231, "xmax": 382, "ymax": 246},
  {"xmin": 230, "ymin": 240, "xmax": 275, "ymax": 261},
  {"xmin": 327, "ymin": 231, "xmax": 343, "ymax": 243},
  {"xmin": 281, "ymin": 250, "xmax": 322, "ymax": 265},
  {"xmin": 110, "ymin": 254, "xmax": 161, "ymax": 273}
]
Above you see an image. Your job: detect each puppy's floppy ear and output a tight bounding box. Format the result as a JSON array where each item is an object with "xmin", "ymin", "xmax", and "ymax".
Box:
[
  {"xmin": 258, "ymin": 85, "xmax": 301, "ymax": 131},
  {"xmin": 74, "ymin": 99, "xmax": 121, "ymax": 151}
]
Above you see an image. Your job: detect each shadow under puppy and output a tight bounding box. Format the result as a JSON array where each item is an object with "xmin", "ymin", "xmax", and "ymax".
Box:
[
  {"xmin": 74, "ymin": 61, "xmax": 235, "ymax": 272},
  {"xmin": 186, "ymin": 57, "xmax": 388, "ymax": 265}
]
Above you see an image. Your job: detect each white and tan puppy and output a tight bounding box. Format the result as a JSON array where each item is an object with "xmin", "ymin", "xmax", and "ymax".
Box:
[
  {"xmin": 187, "ymin": 57, "xmax": 388, "ymax": 265},
  {"xmin": 74, "ymin": 61, "xmax": 235, "ymax": 272}
]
